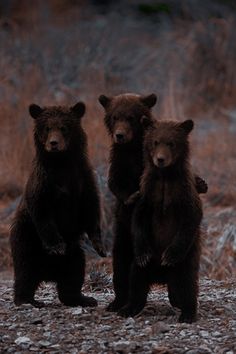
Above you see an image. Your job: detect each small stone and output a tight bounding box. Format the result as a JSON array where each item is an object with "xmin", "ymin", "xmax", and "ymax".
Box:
[
  {"xmin": 152, "ymin": 322, "xmax": 170, "ymax": 335},
  {"xmin": 15, "ymin": 336, "xmax": 33, "ymax": 347},
  {"xmin": 8, "ymin": 324, "xmax": 17, "ymax": 330},
  {"xmin": 2, "ymin": 335, "xmax": 10, "ymax": 341},
  {"xmin": 113, "ymin": 340, "xmax": 131, "ymax": 351},
  {"xmin": 31, "ymin": 318, "xmax": 43, "ymax": 325},
  {"xmin": 75, "ymin": 324, "xmax": 84, "ymax": 329},
  {"xmin": 212, "ymin": 331, "xmax": 221, "ymax": 337},
  {"xmin": 51, "ymin": 344, "xmax": 60, "ymax": 349},
  {"xmin": 125, "ymin": 317, "xmax": 135, "ymax": 326},
  {"xmin": 199, "ymin": 330, "xmax": 209, "ymax": 338},
  {"xmin": 69, "ymin": 307, "xmax": 83, "ymax": 315},
  {"xmin": 143, "ymin": 326, "xmax": 152, "ymax": 334},
  {"xmin": 100, "ymin": 325, "xmax": 112, "ymax": 331},
  {"xmin": 38, "ymin": 340, "xmax": 51, "ymax": 347},
  {"xmin": 29, "ymin": 347, "xmax": 40, "ymax": 352}
]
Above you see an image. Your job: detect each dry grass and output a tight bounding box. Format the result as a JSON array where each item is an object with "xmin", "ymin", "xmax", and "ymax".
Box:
[{"xmin": 0, "ymin": 0, "xmax": 236, "ymax": 278}]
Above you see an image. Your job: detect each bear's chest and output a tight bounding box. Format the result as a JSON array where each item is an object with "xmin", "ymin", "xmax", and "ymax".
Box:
[
  {"xmin": 50, "ymin": 172, "xmax": 83, "ymax": 214},
  {"xmin": 151, "ymin": 180, "xmax": 180, "ymax": 212},
  {"xmin": 111, "ymin": 146, "xmax": 143, "ymax": 183},
  {"xmin": 151, "ymin": 180, "xmax": 181, "ymax": 251}
]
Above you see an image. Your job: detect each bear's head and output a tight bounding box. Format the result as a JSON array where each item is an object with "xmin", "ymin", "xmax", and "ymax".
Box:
[
  {"xmin": 29, "ymin": 102, "xmax": 86, "ymax": 154},
  {"xmin": 144, "ymin": 119, "xmax": 194, "ymax": 169},
  {"xmin": 98, "ymin": 93, "xmax": 157, "ymax": 144}
]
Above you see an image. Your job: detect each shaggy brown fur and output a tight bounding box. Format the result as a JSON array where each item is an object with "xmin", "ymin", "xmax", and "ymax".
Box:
[
  {"xmin": 10, "ymin": 102, "xmax": 105, "ymax": 308},
  {"xmin": 99, "ymin": 93, "xmax": 158, "ymax": 311},
  {"xmin": 118, "ymin": 119, "xmax": 203, "ymax": 323},
  {"xmin": 99, "ymin": 93, "xmax": 207, "ymax": 314}
]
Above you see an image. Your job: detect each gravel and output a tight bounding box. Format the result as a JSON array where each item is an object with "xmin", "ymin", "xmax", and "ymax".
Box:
[{"xmin": 0, "ymin": 275, "xmax": 235, "ymax": 353}]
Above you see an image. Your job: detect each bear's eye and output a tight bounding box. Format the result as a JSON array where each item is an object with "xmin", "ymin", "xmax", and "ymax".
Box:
[
  {"xmin": 113, "ymin": 116, "xmax": 118, "ymax": 121},
  {"xmin": 60, "ymin": 126, "xmax": 67, "ymax": 133},
  {"xmin": 46, "ymin": 127, "xmax": 50, "ymax": 133},
  {"xmin": 154, "ymin": 140, "xmax": 159, "ymax": 146},
  {"xmin": 167, "ymin": 142, "xmax": 175, "ymax": 148}
]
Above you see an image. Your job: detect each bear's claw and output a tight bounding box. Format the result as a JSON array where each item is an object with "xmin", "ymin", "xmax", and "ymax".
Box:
[
  {"xmin": 161, "ymin": 245, "xmax": 181, "ymax": 267},
  {"xmin": 136, "ymin": 253, "xmax": 151, "ymax": 268},
  {"xmin": 47, "ymin": 242, "xmax": 66, "ymax": 256}
]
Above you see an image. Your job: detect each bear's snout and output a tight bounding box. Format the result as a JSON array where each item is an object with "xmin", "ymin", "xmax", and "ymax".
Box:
[
  {"xmin": 113, "ymin": 121, "xmax": 133, "ymax": 144},
  {"xmin": 157, "ymin": 157, "xmax": 165, "ymax": 167},
  {"xmin": 152, "ymin": 145, "xmax": 172, "ymax": 168},
  {"xmin": 49, "ymin": 138, "xmax": 59, "ymax": 150},
  {"xmin": 115, "ymin": 132, "xmax": 125, "ymax": 143},
  {"xmin": 46, "ymin": 131, "xmax": 66, "ymax": 152},
  {"xmin": 154, "ymin": 155, "xmax": 167, "ymax": 168}
]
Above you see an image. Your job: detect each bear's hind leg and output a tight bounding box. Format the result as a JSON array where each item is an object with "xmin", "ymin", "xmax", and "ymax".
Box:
[
  {"xmin": 118, "ymin": 263, "xmax": 150, "ymax": 318},
  {"xmin": 168, "ymin": 266, "xmax": 199, "ymax": 323},
  {"xmin": 10, "ymin": 218, "xmax": 43, "ymax": 307},
  {"xmin": 14, "ymin": 273, "xmax": 42, "ymax": 307},
  {"xmin": 57, "ymin": 245, "xmax": 97, "ymax": 307},
  {"xmin": 107, "ymin": 230, "xmax": 133, "ymax": 312}
]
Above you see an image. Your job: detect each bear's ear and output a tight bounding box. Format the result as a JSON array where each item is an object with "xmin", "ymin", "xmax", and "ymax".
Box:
[
  {"xmin": 179, "ymin": 119, "xmax": 194, "ymax": 134},
  {"xmin": 71, "ymin": 102, "xmax": 86, "ymax": 118},
  {"xmin": 141, "ymin": 115, "xmax": 153, "ymax": 128},
  {"xmin": 98, "ymin": 95, "xmax": 112, "ymax": 109},
  {"xmin": 140, "ymin": 94, "xmax": 157, "ymax": 108},
  {"xmin": 29, "ymin": 104, "xmax": 44, "ymax": 119}
]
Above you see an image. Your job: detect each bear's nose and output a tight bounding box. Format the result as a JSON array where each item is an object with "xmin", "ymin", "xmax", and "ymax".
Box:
[
  {"xmin": 50, "ymin": 140, "xmax": 58, "ymax": 147},
  {"xmin": 157, "ymin": 158, "xmax": 165, "ymax": 166},
  {"xmin": 116, "ymin": 133, "xmax": 124, "ymax": 142}
]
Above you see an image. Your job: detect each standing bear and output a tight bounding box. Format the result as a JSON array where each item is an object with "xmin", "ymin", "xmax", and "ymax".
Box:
[
  {"xmin": 99, "ymin": 93, "xmax": 207, "ymax": 313},
  {"xmin": 10, "ymin": 102, "xmax": 105, "ymax": 308},
  {"xmin": 99, "ymin": 93, "xmax": 158, "ymax": 311},
  {"xmin": 120, "ymin": 119, "xmax": 203, "ymax": 323}
]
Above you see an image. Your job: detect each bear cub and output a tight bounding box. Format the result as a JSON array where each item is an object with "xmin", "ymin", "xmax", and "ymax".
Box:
[
  {"xmin": 10, "ymin": 102, "xmax": 105, "ymax": 308},
  {"xmin": 120, "ymin": 119, "xmax": 203, "ymax": 323},
  {"xmin": 99, "ymin": 93, "xmax": 158, "ymax": 311}
]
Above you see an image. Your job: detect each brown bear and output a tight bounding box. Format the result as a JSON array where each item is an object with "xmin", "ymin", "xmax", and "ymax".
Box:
[
  {"xmin": 10, "ymin": 102, "xmax": 105, "ymax": 308},
  {"xmin": 99, "ymin": 93, "xmax": 158, "ymax": 311},
  {"xmin": 99, "ymin": 93, "xmax": 207, "ymax": 313},
  {"xmin": 119, "ymin": 119, "xmax": 202, "ymax": 323}
]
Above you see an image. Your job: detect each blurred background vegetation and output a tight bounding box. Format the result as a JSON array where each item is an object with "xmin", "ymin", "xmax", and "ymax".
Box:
[{"xmin": 0, "ymin": 0, "xmax": 236, "ymax": 279}]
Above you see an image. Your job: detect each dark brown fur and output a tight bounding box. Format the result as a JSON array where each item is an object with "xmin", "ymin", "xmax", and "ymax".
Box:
[
  {"xmin": 119, "ymin": 119, "xmax": 203, "ymax": 323},
  {"xmin": 99, "ymin": 93, "xmax": 158, "ymax": 311},
  {"xmin": 99, "ymin": 93, "xmax": 207, "ymax": 314},
  {"xmin": 10, "ymin": 102, "xmax": 105, "ymax": 308}
]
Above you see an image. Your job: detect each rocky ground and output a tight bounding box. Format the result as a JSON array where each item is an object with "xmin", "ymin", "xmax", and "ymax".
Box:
[{"xmin": 0, "ymin": 273, "xmax": 235, "ymax": 354}]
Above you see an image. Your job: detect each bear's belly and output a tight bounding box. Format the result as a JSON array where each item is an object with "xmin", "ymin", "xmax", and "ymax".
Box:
[
  {"xmin": 54, "ymin": 201, "xmax": 84, "ymax": 239},
  {"xmin": 151, "ymin": 212, "xmax": 179, "ymax": 260}
]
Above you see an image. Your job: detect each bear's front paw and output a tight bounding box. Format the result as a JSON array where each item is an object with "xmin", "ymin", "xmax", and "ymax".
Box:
[
  {"xmin": 136, "ymin": 252, "xmax": 151, "ymax": 268},
  {"xmin": 195, "ymin": 176, "xmax": 208, "ymax": 194},
  {"xmin": 161, "ymin": 245, "xmax": 181, "ymax": 267},
  {"xmin": 46, "ymin": 241, "xmax": 66, "ymax": 256}
]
